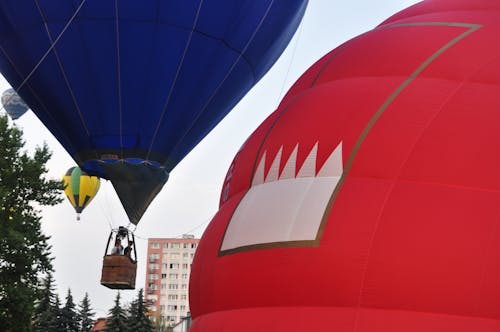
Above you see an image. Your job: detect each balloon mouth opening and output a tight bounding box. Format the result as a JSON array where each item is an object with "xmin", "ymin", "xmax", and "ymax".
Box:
[
  {"xmin": 101, "ymin": 161, "xmax": 169, "ymax": 225},
  {"xmin": 75, "ymin": 149, "xmax": 172, "ymax": 179},
  {"xmin": 80, "ymin": 158, "xmax": 168, "ymax": 180}
]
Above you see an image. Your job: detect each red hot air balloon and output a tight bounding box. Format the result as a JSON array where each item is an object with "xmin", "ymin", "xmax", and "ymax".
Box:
[{"xmin": 189, "ymin": 1, "xmax": 500, "ymax": 331}]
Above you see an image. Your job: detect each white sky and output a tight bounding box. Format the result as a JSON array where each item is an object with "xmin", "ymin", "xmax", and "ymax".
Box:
[{"xmin": 0, "ymin": 0, "xmax": 421, "ymax": 317}]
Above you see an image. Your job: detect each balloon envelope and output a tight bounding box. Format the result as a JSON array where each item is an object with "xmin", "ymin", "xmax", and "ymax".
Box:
[
  {"xmin": 62, "ymin": 166, "xmax": 100, "ymax": 220},
  {"xmin": 190, "ymin": 0, "xmax": 500, "ymax": 330},
  {"xmin": 1, "ymin": 88, "xmax": 28, "ymax": 120},
  {"xmin": 0, "ymin": 0, "xmax": 308, "ymax": 224}
]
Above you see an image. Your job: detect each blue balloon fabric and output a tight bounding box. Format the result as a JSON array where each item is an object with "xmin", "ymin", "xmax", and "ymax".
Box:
[{"xmin": 0, "ymin": 0, "xmax": 307, "ymax": 224}]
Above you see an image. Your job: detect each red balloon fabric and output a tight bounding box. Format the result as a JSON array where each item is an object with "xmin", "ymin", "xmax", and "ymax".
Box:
[{"xmin": 190, "ymin": 1, "xmax": 500, "ymax": 330}]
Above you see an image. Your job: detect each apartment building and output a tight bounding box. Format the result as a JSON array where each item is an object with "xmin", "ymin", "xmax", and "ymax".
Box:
[{"xmin": 145, "ymin": 235, "xmax": 199, "ymax": 326}]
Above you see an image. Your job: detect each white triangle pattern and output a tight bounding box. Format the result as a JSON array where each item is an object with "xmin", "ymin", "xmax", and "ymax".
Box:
[
  {"xmin": 265, "ymin": 146, "xmax": 282, "ymax": 182},
  {"xmin": 252, "ymin": 151, "xmax": 266, "ymax": 186},
  {"xmin": 221, "ymin": 141, "xmax": 344, "ymax": 251},
  {"xmin": 318, "ymin": 142, "xmax": 343, "ymax": 177},
  {"xmin": 252, "ymin": 141, "xmax": 343, "ymax": 185},
  {"xmin": 279, "ymin": 144, "xmax": 298, "ymax": 179},
  {"xmin": 297, "ymin": 142, "xmax": 318, "ymax": 178}
]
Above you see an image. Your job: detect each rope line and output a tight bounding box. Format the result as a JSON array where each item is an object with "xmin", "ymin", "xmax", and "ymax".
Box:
[
  {"xmin": 166, "ymin": 0, "xmax": 275, "ymax": 159},
  {"xmin": 0, "ymin": 0, "xmax": 88, "ymax": 161},
  {"xmin": 275, "ymin": 12, "xmax": 305, "ymax": 108},
  {"xmin": 114, "ymin": 0, "xmax": 124, "ymax": 159},
  {"xmin": 34, "ymin": 0, "xmax": 92, "ymax": 139},
  {"xmin": 11, "ymin": 0, "xmax": 86, "ymax": 99},
  {"xmin": 173, "ymin": 217, "xmax": 211, "ymax": 238},
  {"xmin": 146, "ymin": 0, "xmax": 205, "ymax": 160},
  {"xmin": 98, "ymin": 181, "xmax": 117, "ymax": 230}
]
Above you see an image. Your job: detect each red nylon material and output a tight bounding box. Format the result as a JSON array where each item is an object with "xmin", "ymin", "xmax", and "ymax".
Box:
[{"xmin": 190, "ymin": 1, "xmax": 500, "ymax": 330}]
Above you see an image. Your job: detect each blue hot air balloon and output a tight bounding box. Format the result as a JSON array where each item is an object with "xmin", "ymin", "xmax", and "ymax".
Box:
[
  {"xmin": 1, "ymin": 88, "xmax": 29, "ymax": 120},
  {"xmin": 0, "ymin": 0, "xmax": 308, "ymax": 224}
]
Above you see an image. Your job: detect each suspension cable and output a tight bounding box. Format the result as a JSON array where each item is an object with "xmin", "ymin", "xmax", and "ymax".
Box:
[
  {"xmin": 146, "ymin": 0, "xmax": 205, "ymax": 160},
  {"xmin": 165, "ymin": 0, "xmax": 276, "ymax": 159},
  {"xmin": 13, "ymin": 0, "xmax": 86, "ymax": 97},
  {"xmin": 275, "ymin": 13, "xmax": 306, "ymax": 108}
]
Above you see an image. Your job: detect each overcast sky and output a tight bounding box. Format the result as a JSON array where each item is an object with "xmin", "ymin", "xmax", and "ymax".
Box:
[{"xmin": 0, "ymin": 0, "xmax": 421, "ymax": 317}]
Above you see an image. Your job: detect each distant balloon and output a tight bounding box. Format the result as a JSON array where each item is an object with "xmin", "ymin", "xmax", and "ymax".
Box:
[
  {"xmin": 190, "ymin": 1, "xmax": 500, "ymax": 331},
  {"xmin": 62, "ymin": 167, "xmax": 100, "ymax": 221},
  {"xmin": 0, "ymin": 0, "xmax": 308, "ymax": 225},
  {"xmin": 1, "ymin": 88, "xmax": 28, "ymax": 120}
]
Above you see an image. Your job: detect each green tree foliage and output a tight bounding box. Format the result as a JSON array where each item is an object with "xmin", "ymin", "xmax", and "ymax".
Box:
[
  {"xmin": 32, "ymin": 282, "xmax": 66, "ymax": 332},
  {"xmin": 127, "ymin": 289, "xmax": 153, "ymax": 332},
  {"xmin": 105, "ymin": 292, "xmax": 127, "ymax": 332},
  {"xmin": 78, "ymin": 292, "xmax": 95, "ymax": 332},
  {"xmin": 61, "ymin": 289, "xmax": 79, "ymax": 332},
  {"xmin": 32, "ymin": 273, "xmax": 58, "ymax": 332},
  {"xmin": 53, "ymin": 294, "xmax": 66, "ymax": 332},
  {"xmin": 0, "ymin": 114, "xmax": 62, "ymax": 331}
]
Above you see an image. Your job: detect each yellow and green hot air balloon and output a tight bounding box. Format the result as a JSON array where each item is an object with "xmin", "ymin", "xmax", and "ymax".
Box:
[{"xmin": 62, "ymin": 166, "xmax": 100, "ymax": 220}]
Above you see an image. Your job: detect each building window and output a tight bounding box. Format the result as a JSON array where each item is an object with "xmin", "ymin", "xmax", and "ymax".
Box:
[
  {"xmin": 168, "ymin": 294, "xmax": 178, "ymax": 300},
  {"xmin": 169, "ymin": 273, "xmax": 178, "ymax": 279},
  {"xmin": 182, "ymin": 252, "xmax": 188, "ymax": 259},
  {"xmin": 181, "ymin": 273, "xmax": 188, "ymax": 279},
  {"xmin": 161, "ymin": 273, "xmax": 167, "ymax": 279},
  {"xmin": 163, "ymin": 243, "xmax": 169, "ymax": 249},
  {"xmin": 191, "ymin": 243, "xmax": 197, "ymax": 249},
  {"xmin": 171, "ymin": 243, "xmax": 180, "ymax": 249},
  {"xmin": 167, "ymin": 305, "xmax": 178, "ymax": 311},
  {"xmin": 151, "ymin": 242, "xmax": 159, "ymax": 249},
  {"xmin": 180, "ymin": 294, "xmax": 187, "ymax": 300},
  {"xmin": 181, "ymin": 284, "xmax": 187, "ymax": 289},
  {"xmin": 170, "ymin": 253, "xmax": 180, "ymax": 260},
  {"xmin": 148, "ymin": 274, "xmax": 158, "ymax": 281},
  {"xmin": 168, "ymin": 284, "xmax": 179, "ymax": 290},
  {"xmin": 169, "ymin": 263, "xmax": 179, "ymax": 270},
  {"xmin": 149, "ymin": 253, "xmax": 160, "ymax": 261}
]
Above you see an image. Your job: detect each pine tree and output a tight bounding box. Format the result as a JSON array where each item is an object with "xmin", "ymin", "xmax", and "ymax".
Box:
[
  {"xmin": 61, "ymin": 289, "xmax": 79, "ymax": 332},
  {"xmin": 33, "ymin": 273, "xmax": 58, "ymax": 332},
  {"xmin": 0, "ymin": 114, "xmax": 62, "ymax": 331},
  {"xmin": 105, "ymin": 292, "xmax": 128, "ymax": 332},
  {"xmin": 78, "ymin": 292, "xmax": 95, "ymax": 332},
  {"xmin": 53, "ymin": 294, "xmax": 66, "ymax": 332},
  {"xmin": 127, "ymin": 289, "xmax": 153, "ymax": 332}
]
